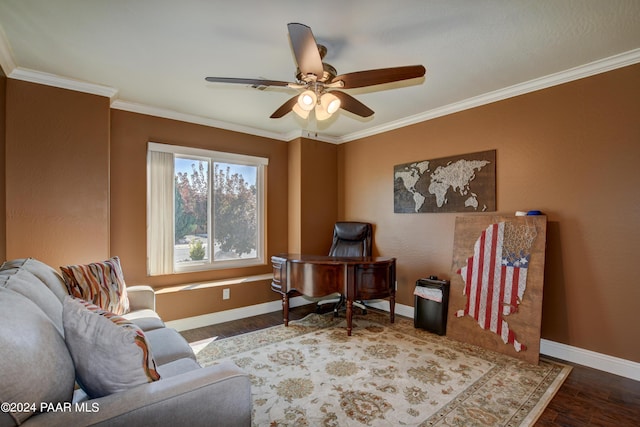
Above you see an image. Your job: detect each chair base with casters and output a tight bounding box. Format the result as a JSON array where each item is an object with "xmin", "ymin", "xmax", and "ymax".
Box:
[
  {"xmin": 317, "ymin": 295, "xmax": 367, "ymax": 316},
  {"xmin": 316, "ymin": 221, "xmax": 373, "ymax": 316}
]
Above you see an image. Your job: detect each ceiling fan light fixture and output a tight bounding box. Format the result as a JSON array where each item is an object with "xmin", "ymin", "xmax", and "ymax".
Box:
[
  {"xmin": 315, "ymin": 93, "xmax": 341, "ymax": 121},
  {"xmin": 321, "ymin": 92, "xmax": 341, "ymax": 114},
  {"xmin": 297, "ymin": 90, "xmax": 317, "ymax": 111},
  {"xmin": 292, "ymin": 102, "xmax": 310, "ymax": 119},
  {"xmin": 206, "ymin": 24, "xmax": 425, "ymax": 123},
  {"xmin": 315, "ymin": 103, "xmax": 331, "ymax": 121}
]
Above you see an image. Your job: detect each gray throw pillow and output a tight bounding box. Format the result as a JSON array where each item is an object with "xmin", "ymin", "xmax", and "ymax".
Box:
[{"xmin": 62, "ymin": 296, "xmax": 160, "ymax": 398}]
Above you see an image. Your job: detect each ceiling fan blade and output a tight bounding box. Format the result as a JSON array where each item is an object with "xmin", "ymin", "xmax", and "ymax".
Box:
[
  {"xmin": 331, "ymin": 91, "xmax": 374, "ymax": 117},
  {"xmin": 270, "ymin": 95, "xmax": 299, "ymax": 118},
  {"xmin": 332, "ymin": 65, "xmax": 426, "ymax": 89},
  {"xmin": 287, "ymin": 23, "xmax": 324, "ymax": 79},
  {"xmin": 205, "ymin": 77, "xmax": 291, "ymax": 87}
]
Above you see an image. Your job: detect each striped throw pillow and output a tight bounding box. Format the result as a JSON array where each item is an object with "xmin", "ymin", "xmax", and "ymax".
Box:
[{"xmin": 60, "ymin": 256, "xmax": 130, "ymax": 315}]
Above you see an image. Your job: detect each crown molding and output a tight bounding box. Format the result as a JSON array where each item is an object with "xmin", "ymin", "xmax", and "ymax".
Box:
[
  {"xmin": 8, "ymin": 67, "xmax": 119, "ymax": 100},
  {"xmin": 0, "ymin": 27, "xmax": 119, "ymax": 97},
  {"xmin": 337, "ymin": 48, "xmax": 640, "ymax": 143},
  {"xmin": 300, "ymin": 130, "xmax": 341, "ymax": 144},
  {"xmin": 0, "ymin": 25, "xmax": 16, "ymax": 75},
  {"xmin": 111, "ymin": 100, "xmax": 299, "ymax": 142}
]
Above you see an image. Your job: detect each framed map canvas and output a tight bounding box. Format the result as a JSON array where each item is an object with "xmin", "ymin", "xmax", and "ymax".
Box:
[{"xmin": 394, "ymin": 150, "xmax": 496, "ymax": 213}]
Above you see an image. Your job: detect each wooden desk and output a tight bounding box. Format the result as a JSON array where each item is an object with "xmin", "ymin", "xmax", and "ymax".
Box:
[{"xmin": 271, "ymin": 254, "xmax": 396, "ymax": 336}]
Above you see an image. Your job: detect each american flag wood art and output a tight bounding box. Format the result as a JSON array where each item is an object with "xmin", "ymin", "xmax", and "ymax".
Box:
[{"xmin": 449, "ymin": 215, "xmax": 547, "ymax": 365}]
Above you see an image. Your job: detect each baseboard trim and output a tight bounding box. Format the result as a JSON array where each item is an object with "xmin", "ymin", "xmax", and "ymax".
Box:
[
  {"xmin": 165, "ymin": 296, "xmax": 310, "ymax": 332},
  {"xmin": 540, "ymin": 339, "xmax": 640, "ymax": 381},
  {"xmin": 170, "ymin": 298, "xmax": 639, "ymax": 381}
]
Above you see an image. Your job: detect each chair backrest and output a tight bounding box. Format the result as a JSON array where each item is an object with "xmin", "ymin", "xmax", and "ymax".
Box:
[{"xmin": 328, "ymin": 222, "xmax": 372, "ymax": 257}]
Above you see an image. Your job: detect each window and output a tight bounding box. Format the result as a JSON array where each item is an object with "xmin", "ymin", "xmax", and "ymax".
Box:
[{"xmin": 147, "ymin": 142, "xmax": 268, "ymax": 275}]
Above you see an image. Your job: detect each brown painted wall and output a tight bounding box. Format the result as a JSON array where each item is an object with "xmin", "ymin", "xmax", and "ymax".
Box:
[
  {"xmin": 5, "ymin": 80, "xmax": 110, "ymax": 267},
  {"xmin": 337, "ymin": 64, "xmax": 640, "ymax": 362},
  {"xmin": 288, "ymin": 138, "xmax": 338, "ymax": 255},
  {"xmin": 155, "ymin": 279, "xmax": 277, "ymax": 322},
  {"xmin": 109, "ymin": 110, "xmax": 289, "ymax": 320},
  {"xmin": 300, "ymin": 138, "xmax": 338, "ymax": 254},
  {"xmin": 287, "ymin": 139, "xmax": 302, "ymax": 252}
]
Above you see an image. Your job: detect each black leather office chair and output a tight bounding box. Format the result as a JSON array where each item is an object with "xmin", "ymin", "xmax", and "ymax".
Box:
[{"xmin": 317, "ymin": 222, "xmax": 372, "ymax": 315}]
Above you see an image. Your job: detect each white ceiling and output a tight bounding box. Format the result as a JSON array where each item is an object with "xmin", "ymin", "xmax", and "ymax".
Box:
[{"xmin": 1, "ymin": 0, "xmax": 639, "ymax": 143}]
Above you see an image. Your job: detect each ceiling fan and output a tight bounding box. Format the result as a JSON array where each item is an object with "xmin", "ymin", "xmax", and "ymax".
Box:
[{"xmin": 205, "ymin": 23, "xmax": 426, "ymax": 121}]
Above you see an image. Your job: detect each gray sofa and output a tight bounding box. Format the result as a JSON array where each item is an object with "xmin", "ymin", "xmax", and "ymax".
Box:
[{"xmin": 0, "ymin": 258, "xmax": 251, "ymax": 427}]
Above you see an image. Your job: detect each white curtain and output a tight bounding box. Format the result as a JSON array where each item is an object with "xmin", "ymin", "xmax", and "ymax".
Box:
[{"xmin": 147, "ymin": 150, "xmax": 174, "ymax": 275}]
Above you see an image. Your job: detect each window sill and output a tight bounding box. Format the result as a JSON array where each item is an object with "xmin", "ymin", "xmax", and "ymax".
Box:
[
  {"xmin": 173, "ymin": 258, "xmax": 266, "ymax": 274},
  {"xmin": 154, "ymin": 273, "xmax": 273, "ymax": 295}
]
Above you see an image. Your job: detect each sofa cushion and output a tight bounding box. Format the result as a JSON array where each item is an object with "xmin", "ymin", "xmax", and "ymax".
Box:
[
  {"xmin": 60, "ymin": 256, "xmax": 130, "ymax": 315},
  {"xmin": 0, "ymin": 267, "xmax": 64, "ymax": 335},
  {"xmin": 1, "ymin": 258, "xmax": 69, "ymax": 303},
  {"xmin": 144, "ymin": 327, "xmax": 197, "ymax": 365},
  {"xmin": 0, "ymin": 288, "xmax": 75, "ymax": 425},
  {"xmin": 156, "ymin": 357, "xmax": 202, "ymax": 378},
  {"xmin": 63, "ymin": 297, "xmax": 161, "ymax": 398},
  {"xmin": 122, "ymin": 308, "xmax": 165, "ymax": 331}
]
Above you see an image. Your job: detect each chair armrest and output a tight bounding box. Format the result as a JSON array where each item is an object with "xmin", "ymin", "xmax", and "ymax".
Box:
[
  {"xmin": 24, "ymin": 361, "xmax": 251, "ymax": 427},
  {"xmin": 126, "ymin": 285, "xmax": 156, "ymax": 311}
]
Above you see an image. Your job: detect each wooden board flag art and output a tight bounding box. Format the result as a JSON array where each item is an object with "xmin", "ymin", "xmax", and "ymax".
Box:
[{"xmin": 448, "ymin": 215, "xmax": 547, "ymax": 364}]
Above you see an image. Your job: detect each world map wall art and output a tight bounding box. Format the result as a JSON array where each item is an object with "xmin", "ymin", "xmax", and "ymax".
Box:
[{"xmin": 393, "ymin": 149, "xmax": 496, "ymax": 213}]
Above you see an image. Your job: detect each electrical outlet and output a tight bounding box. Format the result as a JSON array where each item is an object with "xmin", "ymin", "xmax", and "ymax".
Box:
[{"xmin": 222, "ymin": 288, "xmax": 230, "ymax": 300}]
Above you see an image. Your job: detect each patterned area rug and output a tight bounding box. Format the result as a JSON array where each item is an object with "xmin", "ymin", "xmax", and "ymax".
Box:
[{"xmin": 190, "ymin": 312, "xmax": 570, "ymax": 426}]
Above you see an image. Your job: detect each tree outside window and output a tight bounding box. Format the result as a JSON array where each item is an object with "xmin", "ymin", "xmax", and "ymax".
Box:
[{"xmin": 174, "ymin": 158, "xmax": 258, "ymax": 266}]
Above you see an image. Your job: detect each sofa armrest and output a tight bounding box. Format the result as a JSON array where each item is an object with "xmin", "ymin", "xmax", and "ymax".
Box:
[
  {"xmin": 126, "ymin": 285, "xmax": 156, "ymax": 311},
  {"xmin": 24, "ymin": 361, "xmax": 251, "ymax": 427}
]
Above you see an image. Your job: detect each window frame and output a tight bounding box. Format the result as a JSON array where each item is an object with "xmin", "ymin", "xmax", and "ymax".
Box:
[{"xmin": 147, "ymin": 142, "xmax": 268, "ymax": 275}]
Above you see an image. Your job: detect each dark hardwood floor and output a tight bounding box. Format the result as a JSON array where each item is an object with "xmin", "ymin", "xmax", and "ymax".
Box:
[{"xmin": 180, "ymin": 305, "xmax": 640, "ymax": 427}]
